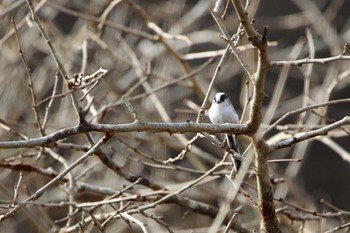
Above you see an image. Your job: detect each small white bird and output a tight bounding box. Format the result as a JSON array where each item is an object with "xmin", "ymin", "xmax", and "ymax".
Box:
[{"xmin": 208, "ymin": 92, "xmax": 241, "ymax": 170}]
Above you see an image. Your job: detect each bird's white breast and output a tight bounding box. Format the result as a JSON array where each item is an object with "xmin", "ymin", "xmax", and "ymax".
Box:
[{"xmin": 208, "ymin": 102, "xmax": 239, "ymax": 124}]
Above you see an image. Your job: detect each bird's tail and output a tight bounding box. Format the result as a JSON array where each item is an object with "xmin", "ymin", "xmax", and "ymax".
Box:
[{"xmin": 226, "ymin": 134, "xmax": 241, "ymax": 170}]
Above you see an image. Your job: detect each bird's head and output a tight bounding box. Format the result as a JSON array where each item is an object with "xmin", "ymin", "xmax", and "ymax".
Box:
[{"xmin": 213, "ymin": 92, "xmax": 229, "ymax": 104}]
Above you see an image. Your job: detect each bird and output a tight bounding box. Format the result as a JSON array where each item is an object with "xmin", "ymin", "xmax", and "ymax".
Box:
[{"xmin": 208, "ymin": 92, "xmax": 241, "ymax": 170}]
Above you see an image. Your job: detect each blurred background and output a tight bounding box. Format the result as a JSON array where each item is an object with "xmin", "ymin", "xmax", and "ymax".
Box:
[{"xmin": 0, "ymin": 0, "xmax": 350, "ymax": 232}]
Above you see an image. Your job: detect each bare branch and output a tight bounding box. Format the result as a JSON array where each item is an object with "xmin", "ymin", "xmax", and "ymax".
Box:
[
  {"xmin": 12, "ymin": 17, "xmax": 44, "ymax": 135},
  {"xmin": 269, "ymin": 116, "xmax": 350, "ymax": 151},
  {"xmin": 270, "ymin": 54, "xmax": 350, "ymax": 66},
  {"xmin": 25, "ymin": 0, "xmax": 82, "ymax": 121},
  {"xmin": 0, "ymin": 122, "xmax": 248, "ymax": 149},
  {"xmin": 0, "ymin": 135, "xmax": 110, "ymax": 221}
]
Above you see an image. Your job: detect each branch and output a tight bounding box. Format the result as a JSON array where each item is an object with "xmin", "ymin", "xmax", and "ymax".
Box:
[
  {"xmin": 12, "ymin": 17, "xmax": 45, "ymax": 135},
  {"xmin": 122, "ymin": 0, "xmax": 206, "ymax": 99},
  {"xmin": 263, "ymin": 98, "xmax": 350, "ymax": 136},
  {"xmin": 230, "ymin": 0, "xmax": 280, "ymax": 232},
  {"xmin": 0, "ymin": 135, "xmax": 111, "ymax": 221},
  {"xmin": 271, "ymin": 43, "xmax": 349, "ymax": 66},
  {"xmin": 269, "ymin": 116, "xmax": 350, "ymax": 151},
  {"xmin": 254, "ymin": 140, "xmax": 281, "ymax": 233},
  {"xmin": 270, "ymin": 54, "xmax": 350, "ymax": 66},
  {"xmin": 25, "ymin": 0, "xmax": 82, "ymax": 121},
  {"xmin": 210, "ymin": 8, "xmax": 254, "ymax": 78},
  {"xmin": 231, "ymin": 0, "xmax": 261, "ymax": 44},
  {"xmin": 0, "ymin": 122, "xmax": 247, "ymax": 149}
]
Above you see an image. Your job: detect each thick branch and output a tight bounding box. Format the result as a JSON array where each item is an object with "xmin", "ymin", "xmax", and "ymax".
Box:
[
  {"xmin": 0, "ymin": 122, "xmax": 248, "ymax": 149},
  {"xmin": 254, "ymin": 139, "xmax": 281, "ymax": 233},
  {"xmin": 231, "ymin": 0, "xmax": 259, "ymax": 39},
  {"xmin": 246, "ymin": 39, "xmax": 268, "ymax": 133},
  {"xmin": 230, "ymin": 1, "xmax": 280, "ymax": 231}
]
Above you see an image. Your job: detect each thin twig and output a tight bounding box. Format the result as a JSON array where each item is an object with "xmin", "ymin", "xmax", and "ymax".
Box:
[
  {"xmin": 25, "ymin": 0, "xmax": 82, "ymax": 121},
  {"xmin": 0, "ymin": 135, "xmax": 110, "ymax": 221},
  {"xmin": 210, "ymin": 9, "xmax": 254, "ymax": 78},
  {"xmin": 122, "ymin": 0, "xmax": 206, "ymax": 99},
  {"xmin": 298, "ymin": 28, "xmax": 314, "ymax": 124},
  {"xmin": 12, "ymin": 17, "xmax": 44, "ymax": 135},
  {"xmin": 264, "ymin": 98, "xmax": 350, "ymax": 136},
  {"xmin": 270, "ymin": 53, "xmax": 350, "ymax": 66},
  {"xmin": 270, "ymin": 116, "xmax": 350, "ymax": 150},
  {"xmin": 11, "ymin": 172, "xmax": 23, "ymax": 207},
  {"xmin": 42, "ymin": 72, "xmax": 61, "ymax": 130}
]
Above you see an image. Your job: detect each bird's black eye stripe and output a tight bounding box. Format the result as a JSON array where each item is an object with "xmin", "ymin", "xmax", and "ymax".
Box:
[
  {"xmin": 220, "ymin": 94, "xmax": 227, "ymax": 103},
  {"xmin": 213, "ymin": 93, "xmax": 228, "ymax": 103}
]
